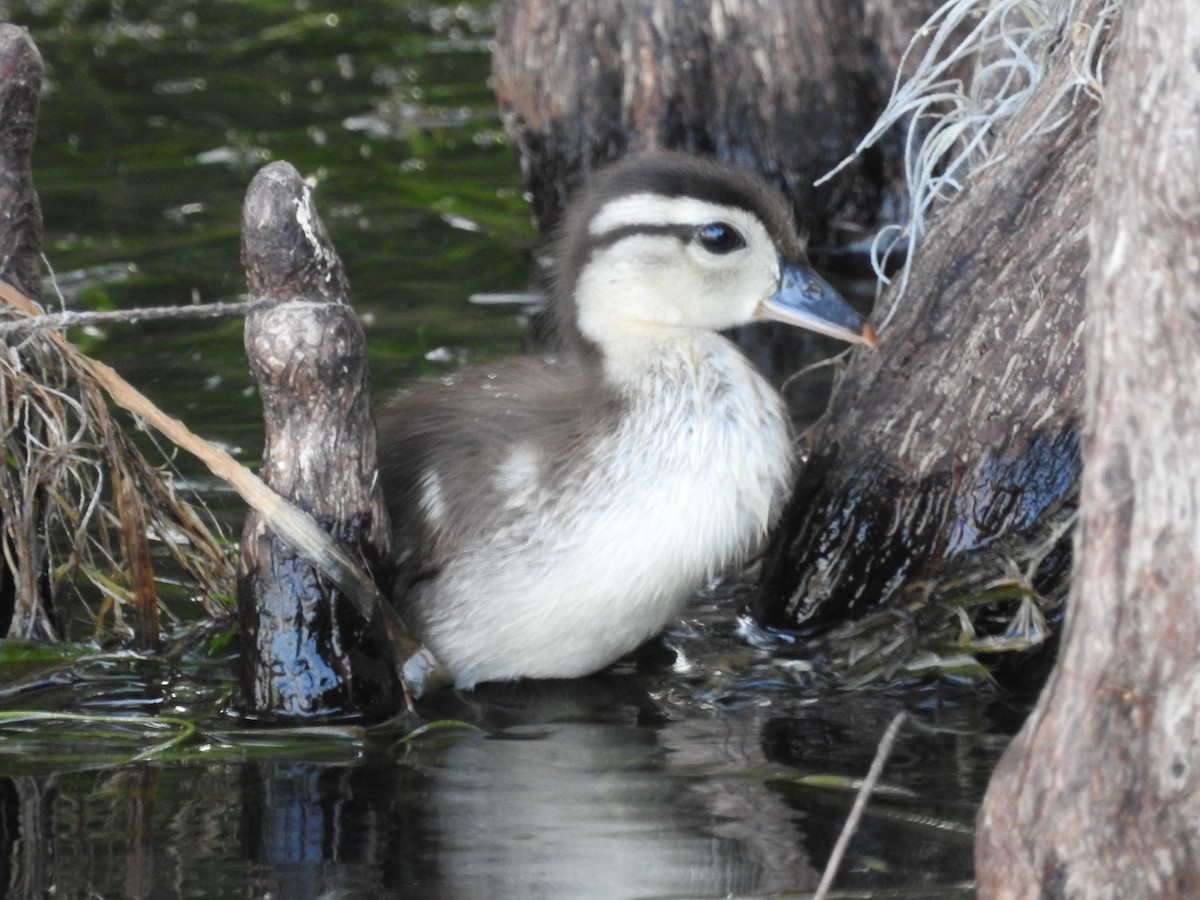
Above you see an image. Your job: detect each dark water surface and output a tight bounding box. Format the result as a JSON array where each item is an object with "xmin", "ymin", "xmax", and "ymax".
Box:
[
  {"xmin": 0, "ymin": 612, "xmax": 997, "ymax": 898},
  {"xmin": 1, "ymin": 2, "xmax": 1011, "ymax": 896}
]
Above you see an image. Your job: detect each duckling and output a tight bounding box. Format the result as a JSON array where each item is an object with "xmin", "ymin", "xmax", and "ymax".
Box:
[{"xmin": 377, "ymin": 152, "xmax": 874, "ymax": 689}]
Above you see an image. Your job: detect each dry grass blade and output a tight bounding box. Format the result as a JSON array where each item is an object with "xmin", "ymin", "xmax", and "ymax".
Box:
[
  {"xmin": 0, "ymin": 297, "xmax": 275, "ymax": 340},
  {"xmin": 110, "ymin": 442, "xmax": 160, "ymax": 650}
]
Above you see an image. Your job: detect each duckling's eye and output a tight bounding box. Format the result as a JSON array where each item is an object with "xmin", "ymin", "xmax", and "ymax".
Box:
[{"xmin": 695, "ymin": 222, "xmax": 745, "ymax": 255}]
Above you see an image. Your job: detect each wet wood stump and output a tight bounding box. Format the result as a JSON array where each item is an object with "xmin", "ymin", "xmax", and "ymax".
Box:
[
  {"xmin": 976, "ymin": 0, "xmax": 1200, "ymax": 893},
  {"xmin": 0, "ymin": 26, "xmax": 43, "ymax": 302},
  {"xmin": 237, "ymin": 161, "xmax": 398, "ymax": 720}
]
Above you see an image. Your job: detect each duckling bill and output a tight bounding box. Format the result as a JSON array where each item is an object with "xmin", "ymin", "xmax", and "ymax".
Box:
[{"xmin": 377, "ymin": 152, "xmax": 874, "ymax": 689}]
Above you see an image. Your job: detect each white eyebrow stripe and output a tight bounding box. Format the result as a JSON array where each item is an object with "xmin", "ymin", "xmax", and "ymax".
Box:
[{"xmin": 589, "ymin": 194, "xmax": 754, "ymax": 236}]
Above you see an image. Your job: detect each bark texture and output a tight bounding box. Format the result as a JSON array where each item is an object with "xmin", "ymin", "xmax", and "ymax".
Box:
[
  {"xmin": 976, "ymin": 1, "xmax": 1200, "ymax": 894},
  {"xmin": 0, "ymin": 25, "xmax": 57, "ymax": 639},
  {"xmin": 237, "ymin": 161, "xmax": 397, "ymax": 719},
  {"xmin": 493, "ymin": 0, "xmax": 939, "ymax": 240},
  {"xmin": 755, "ymin": 5, "xmax": 1108, "ymax": 632},
  {"xmin": 0, "ymin": 26, "xmax": 42, "ymax": 303}
]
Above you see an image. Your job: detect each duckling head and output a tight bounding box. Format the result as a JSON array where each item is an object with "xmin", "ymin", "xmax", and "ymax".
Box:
[{"xmin": 549, "ymin": 153, "xmax": 876, "ymax": 355}]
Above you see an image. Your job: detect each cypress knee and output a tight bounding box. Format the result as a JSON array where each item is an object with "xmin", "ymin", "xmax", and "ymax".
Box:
[{"xmin": 237, "ymin": 161, "xmax": 397, "ymax": 719}]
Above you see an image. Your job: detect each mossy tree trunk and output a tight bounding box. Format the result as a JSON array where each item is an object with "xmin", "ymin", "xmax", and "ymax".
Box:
[
  {"xmin": 975, "ymin": 1, "xmax": 1200, "ymax": 894},
  {"xmin": 754, "ymin": 2, "xmax": 1113, "ymax": 638}
]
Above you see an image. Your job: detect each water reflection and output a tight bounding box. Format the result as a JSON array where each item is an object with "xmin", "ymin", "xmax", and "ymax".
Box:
[
  {"xmin": 241, "ymin": 761, "xmax": 433, "ymax": 898},
  {"xmin": 0, "ymin": 668, "xmax": 986, "ymax": 898},
  {"xmin": 424, "ymin": 722, "xmax": 769, "ymax": 898},
  {"xmin": 0, "ymin": 777, "xmax": 55, "ymax": 897}
]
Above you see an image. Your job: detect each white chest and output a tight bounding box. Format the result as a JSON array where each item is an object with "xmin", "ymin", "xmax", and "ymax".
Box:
[{"xmin": 595, "ymin": 334, "xmax": 795, "ymax": 582}]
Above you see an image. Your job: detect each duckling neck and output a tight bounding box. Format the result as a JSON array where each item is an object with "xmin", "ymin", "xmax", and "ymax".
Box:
[
  {"xmin": 597, "ymin": 326, "xmax": 760, "ymax": 399},
  {"xmin": 597, "ymin": 326, "xmax": 797, "ymax": 562}
]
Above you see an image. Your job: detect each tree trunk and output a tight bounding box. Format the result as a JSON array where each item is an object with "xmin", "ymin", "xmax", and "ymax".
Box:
[
  {"xmin": 237, "ymin": 162, "xmax": 398, "ymax": 720},
  {"xmin": 0, "ymin": 27, "xmax": 43, "ymax": 303},
  {"xmin": 492, "ymin": 0, "xmax": 939, "ymax": 240},
  {"xmin": 0, "ymin": 24, "xmax": 58, "ymax": 639},
  {"xmin": 976, "ymin": 1, "xmax": 1200, "ymax": 894},
  {"xmin": 754, "ymin": 2, "xmax": 1113, "ymax": 643}
]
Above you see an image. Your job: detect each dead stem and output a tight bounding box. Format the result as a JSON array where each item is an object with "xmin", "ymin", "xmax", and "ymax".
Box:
[
  {"xmin": 2, "ymin": 280, "xmax": 235, "ymax": 640},
  {"xmin": 813, "ymin": 711, "xmax": 908, "ymax": 900}
]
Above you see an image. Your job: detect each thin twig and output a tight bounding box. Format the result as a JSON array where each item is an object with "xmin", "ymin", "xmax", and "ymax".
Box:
[
  {"xmin": 813, "ymin": 711, "xmax": 908, "ymax": 900},
  {"xmin": 0, "ymin": 296, "xmax": 277, "ymax": 338}
]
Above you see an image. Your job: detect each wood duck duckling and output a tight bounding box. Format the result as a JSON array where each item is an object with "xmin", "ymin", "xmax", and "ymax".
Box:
[{"xmin": 377, "ymin": 152, "xmax": 875, "ymax": 689}]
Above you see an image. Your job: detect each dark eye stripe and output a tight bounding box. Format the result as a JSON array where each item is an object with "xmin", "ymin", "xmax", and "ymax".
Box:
[{"xmin": 587, "ymin": 222, "xmax": 695, "ymax": 252}]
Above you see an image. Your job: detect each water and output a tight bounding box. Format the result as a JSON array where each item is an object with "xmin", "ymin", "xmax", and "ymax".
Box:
[
  {"xmin": 0, "ymin": 614, "xmax": 996, "ymax": 897},
  {"xmin": 19, "ymin": 0, "xmax": 532, "ymax": 462},
  {"xmin": 0, "ymin": 2, "xmax": 1013, "ymax": 895}
]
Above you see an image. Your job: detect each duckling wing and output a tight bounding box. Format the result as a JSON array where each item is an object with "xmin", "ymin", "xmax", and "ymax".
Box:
[{"xmin": 375, "ymin": 354, "xmax": 621, "ymax": 597}]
